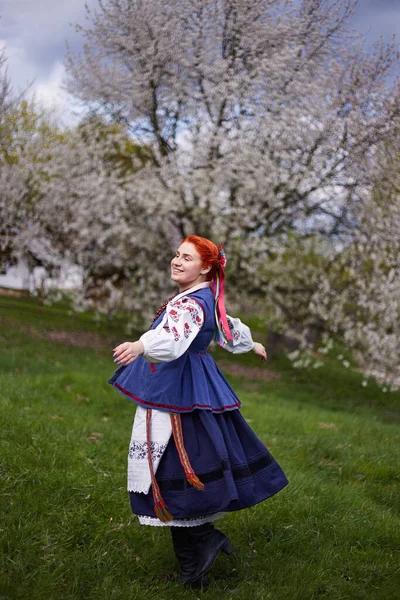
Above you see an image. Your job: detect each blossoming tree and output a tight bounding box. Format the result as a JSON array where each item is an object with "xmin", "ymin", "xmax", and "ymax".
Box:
[
  {"xmin": 1, "ymin": 2, "xmax": 399, "ymax": 389},
  {"xmin": 63, "ymin": 0, "xmax": 400, "ymax": 388}
]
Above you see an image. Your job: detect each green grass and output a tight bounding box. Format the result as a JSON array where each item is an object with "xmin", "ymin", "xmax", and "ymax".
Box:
[
  {"xmin": 1, "ymin": 297, "xmax": 399, "ymax": 599},
  {"xmin": 0, "ymin": 292, "xmax": 131, "ymax": 336}
]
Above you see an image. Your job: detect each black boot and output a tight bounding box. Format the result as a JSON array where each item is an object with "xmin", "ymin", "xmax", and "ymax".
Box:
[
  {"xmin": 186, "ymin": 522, "xmax": 233, "ymax": 583},
  {"xmin": 170, "ymin": 527, "xmax": 209, "ymax": 589}
]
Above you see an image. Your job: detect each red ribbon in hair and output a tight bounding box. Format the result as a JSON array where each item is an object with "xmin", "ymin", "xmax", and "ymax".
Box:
[{"xmin": 213, "ymin": 244, "xmax": 233, "ymax": 345}]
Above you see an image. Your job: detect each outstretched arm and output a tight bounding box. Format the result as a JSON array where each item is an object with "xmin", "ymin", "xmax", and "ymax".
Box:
[{"xmin": 224, "ymin": 315, "xmax": 268, "ymax": 361}]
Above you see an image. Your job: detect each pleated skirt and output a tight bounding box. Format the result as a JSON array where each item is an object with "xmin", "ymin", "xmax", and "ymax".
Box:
[{"xmin": 129, "ymin": 408, "xmax": 288, "ymax": 520}]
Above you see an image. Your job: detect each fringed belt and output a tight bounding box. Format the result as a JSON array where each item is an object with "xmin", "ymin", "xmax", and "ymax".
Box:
[{"xmin": 146, "ymin": 408, "xmax": 205, "ymax": 522}]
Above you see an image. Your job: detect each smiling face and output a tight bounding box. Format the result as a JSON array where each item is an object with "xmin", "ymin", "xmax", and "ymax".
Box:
[{"xmin": 171, "ymin": 242, "xmax": 212, "ymax": 291}]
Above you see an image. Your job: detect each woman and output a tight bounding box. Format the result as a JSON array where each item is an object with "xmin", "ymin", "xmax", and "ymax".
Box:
[{"xmin": 109, "ymin": 235, "xmax": 288, "ymax": 588}]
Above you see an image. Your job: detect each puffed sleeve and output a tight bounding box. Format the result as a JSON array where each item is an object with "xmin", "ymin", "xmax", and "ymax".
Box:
[
  {"xmin": 139, "ymin": 297, "xmax": 204, "ymax": 362},
  {"xmin": 223, "ymin": 314, "xmax": 255, "ymax": 354}
]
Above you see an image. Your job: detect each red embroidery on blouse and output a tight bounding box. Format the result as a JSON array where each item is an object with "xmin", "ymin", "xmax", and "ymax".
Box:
[
  {"xmin": 194, "ymin": 314, "xmax": 202, "ymax": 327},
  {"xmin": 165, "ymin": 298, "xmax": 204, "ymax": 335},
  {"xmin": 172, "ymin": 326, "xmax": 180, "ymax": 341},
  {"xmin": 169, "ymin": 309, "xmax": 180, "ymax": 322}
]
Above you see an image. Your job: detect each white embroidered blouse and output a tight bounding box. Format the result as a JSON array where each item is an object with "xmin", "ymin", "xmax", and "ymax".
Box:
[{"xmin": 139, "ymin": 281, "xmax": 254, "ymax": 362}]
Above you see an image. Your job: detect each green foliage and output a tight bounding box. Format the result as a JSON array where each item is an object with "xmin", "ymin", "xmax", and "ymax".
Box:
[
  {"xmin": 0, "ymin": 99, "xmax": 65, "ymax": 166},
  {"xmin": 76, "ymin": 113, "xmax": 154, "ymax": 176}
]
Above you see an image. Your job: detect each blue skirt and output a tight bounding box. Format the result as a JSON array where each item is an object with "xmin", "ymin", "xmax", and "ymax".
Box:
[{"xmin": 129, "ymin": 409, "xmax": 288, "ymax": 519}]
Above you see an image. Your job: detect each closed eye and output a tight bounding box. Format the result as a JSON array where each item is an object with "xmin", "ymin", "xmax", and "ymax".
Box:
[{"xmin": 175, "ymin": 252, "xmax": 192, "ymax": 261}]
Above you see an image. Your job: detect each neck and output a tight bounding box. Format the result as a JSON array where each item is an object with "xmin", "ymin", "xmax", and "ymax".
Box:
[
  {"xmin": 178, "ymin": 278, "xmax": 208, "ymax": 293},
  {"xmin": 178, "ymin": 284, "xmax": 199, "ymax": 292},
  {"xmin": 173, "ymin": 281, "xmax": 211, "ymax": 302}
]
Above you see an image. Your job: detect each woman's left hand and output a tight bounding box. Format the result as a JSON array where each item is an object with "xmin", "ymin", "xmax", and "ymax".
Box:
[
  {"xmin": 253, "ymin": 342, "xmax": 267, "ymax": 361},
  {"xmin": 113, "ymin": 341, "xmax": 144, "ymax": 366}
]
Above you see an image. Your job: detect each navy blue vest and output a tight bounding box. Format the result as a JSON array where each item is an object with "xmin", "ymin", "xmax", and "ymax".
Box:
[{"xmin": 108, "ymin": 287, "xmax": 241, "ymax": 413}]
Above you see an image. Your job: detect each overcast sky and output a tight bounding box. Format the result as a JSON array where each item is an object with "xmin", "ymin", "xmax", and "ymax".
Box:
[{"xmin": 0, "ymin": 0, "xmax": 399, "ymax": 128}]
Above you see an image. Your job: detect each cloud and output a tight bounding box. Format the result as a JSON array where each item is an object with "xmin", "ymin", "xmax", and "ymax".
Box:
[
  {"xmin": 0, "ymin": 36, "xmax": 86, "ymax": 128},
  {"xmin": 30, "ymin": 61, "xmax": 87, "ymax": 128},
  {"xmin": 0, "ymin": 0, "xmax": 99, "ymax": 125},
  {"xmin": 0, "ymin": 36, "xmax": 38, "ymax": 96}
]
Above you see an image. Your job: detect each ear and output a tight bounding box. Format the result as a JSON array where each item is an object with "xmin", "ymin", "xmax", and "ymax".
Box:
[{"xmin": 200, "ymin": 264, "xmax": 212, "ymax": 276}]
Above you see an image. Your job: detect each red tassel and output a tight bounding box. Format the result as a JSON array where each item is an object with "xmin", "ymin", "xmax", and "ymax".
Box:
[
  {"xmin": 146, "ymin": 408, "xmax": 174, "ymax": 522},
  {"xmin": 186, "ymin": 472, "xmax": 205, "ymax": 491},
  {"xmin": 170, "ymin": 413, "xmax": 205, "ymax": 491},
  {"xmin": 154, "ymin": 500, "xmax": 174, "ymax": 523}
]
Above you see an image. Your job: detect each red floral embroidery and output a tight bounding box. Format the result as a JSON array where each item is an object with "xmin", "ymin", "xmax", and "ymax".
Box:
[
  {"xmin": 163, "ymin": 324, "xmax": 171, "ymax": 333},
  {"xmin": 169, "ymin": 309, "xmax": 180, "ymax": 322},
  {"xmin": 167, "ymin": 298, "xmax": 203, "ymax": 332},
  {"xmin": 193, "ymin": 314, "xmax": 203, "ymax": 327}
]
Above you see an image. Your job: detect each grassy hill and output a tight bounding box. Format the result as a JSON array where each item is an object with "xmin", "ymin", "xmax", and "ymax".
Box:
[{"xmin": 1, "ymin": 295, "xmax": 399, "ymax": 599}]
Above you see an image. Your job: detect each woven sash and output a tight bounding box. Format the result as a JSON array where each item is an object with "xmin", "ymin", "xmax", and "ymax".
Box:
[{"xmin": 146, "ymin": 408, "xmax": 205, "ymax": 522}]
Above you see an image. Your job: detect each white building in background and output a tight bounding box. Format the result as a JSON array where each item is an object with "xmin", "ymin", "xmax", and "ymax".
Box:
[{"xmin": 0, "ymin": 258, "xmax": 83, "ymax": 293}]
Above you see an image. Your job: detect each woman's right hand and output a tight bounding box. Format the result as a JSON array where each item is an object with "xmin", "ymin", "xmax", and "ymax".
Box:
[
  {"xmin": 253, "ymin": 342, "xmax": 267, "ymax": 361},
  {"xmin": 113, "ymin": 340, "xmax": 144, "ymax": 366}
]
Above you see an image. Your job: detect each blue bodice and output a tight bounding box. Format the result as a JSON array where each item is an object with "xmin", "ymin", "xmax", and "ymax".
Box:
[{"xmin": 108, "ymin": 287, "xmax": 241, "ymax": 413}]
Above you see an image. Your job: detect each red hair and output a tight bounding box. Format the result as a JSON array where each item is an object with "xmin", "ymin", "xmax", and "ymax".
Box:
[
  {"xmin": 181, "ymin": 234, "xmax": 232, "ymax": 345},
  {"xmin": 181, "ymin": 235, "xmax": 220, "ymax": 280}
]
